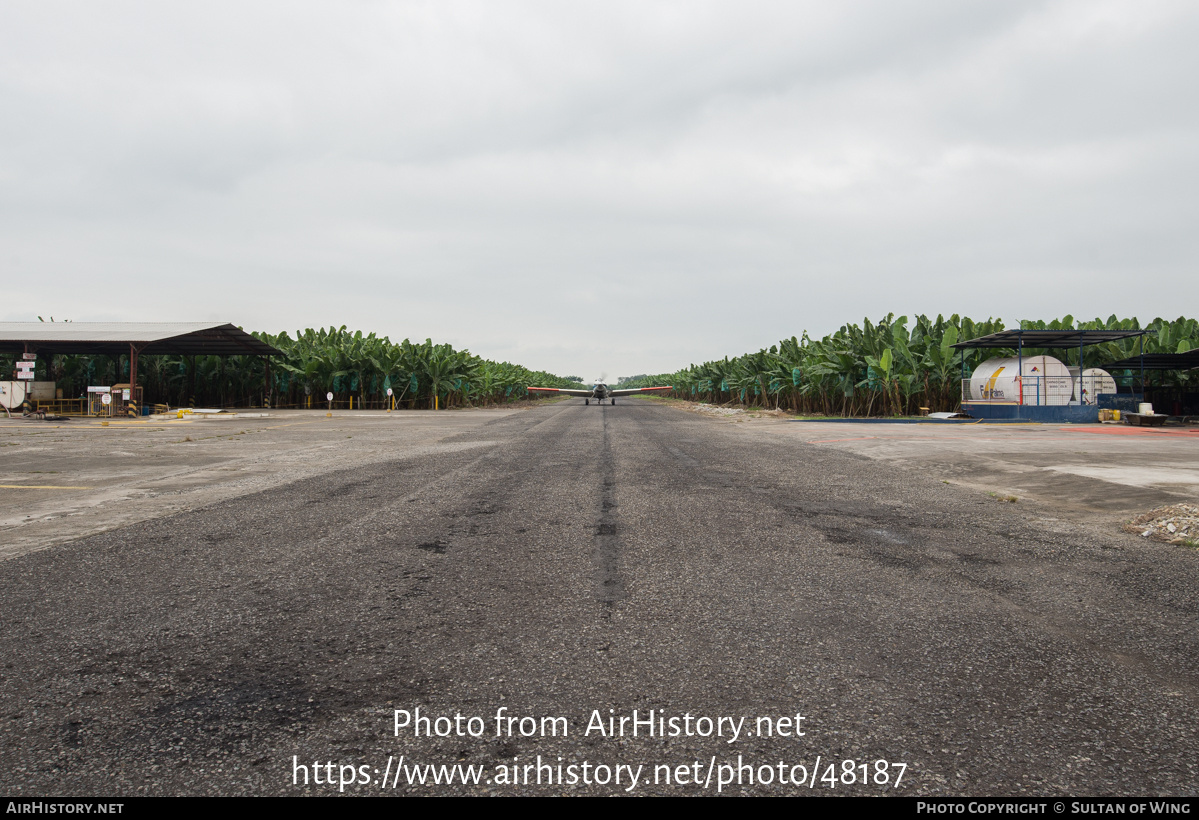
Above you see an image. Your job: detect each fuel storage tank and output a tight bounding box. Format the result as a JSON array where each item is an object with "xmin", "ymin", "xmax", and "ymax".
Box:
[
  {"xmin": 969, "ymin": 356, "xmax": 1074, "ymax": 406},
  {"xmin": 1075, "ymin": 368, "xmax": 1117, "ymax": 405}
]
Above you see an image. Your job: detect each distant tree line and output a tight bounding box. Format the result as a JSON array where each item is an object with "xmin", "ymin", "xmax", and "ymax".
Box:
[{"xmin": 8, "ymin": 315, "xmax": 1196, "ymax": 414}]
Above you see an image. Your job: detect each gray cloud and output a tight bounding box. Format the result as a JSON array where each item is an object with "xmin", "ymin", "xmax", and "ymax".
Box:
[{"xmin": 2, "ymin": 1, "xmax": 1196, "ymax": 378}]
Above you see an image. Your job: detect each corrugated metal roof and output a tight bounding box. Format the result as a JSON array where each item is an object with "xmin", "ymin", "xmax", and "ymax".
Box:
[
  {"xmin": 0, "ymin": 322, "xmax": 281, "ymax": 356},
  {"xmin": 951, "ymin": 329, "xmax": 1147, "ymax": 350},
  {"xmin": 1105, "ymin": 351, "xmax": 1199, "ymax": 371},
  {"xmin": 0, "ymin": 322, "xmax": 229, "ymax": 342}
]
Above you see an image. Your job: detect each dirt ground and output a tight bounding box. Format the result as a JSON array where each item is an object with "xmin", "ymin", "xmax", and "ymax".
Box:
[
  {"xmin": 665, "ymin": 399, "xmax": 1199, "ymax": 535},
  {"xmin": 0, "ymin": 408, "xmax": 525, "ymax": 560}
]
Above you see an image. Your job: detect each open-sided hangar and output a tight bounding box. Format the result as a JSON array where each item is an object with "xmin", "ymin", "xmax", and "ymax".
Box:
[
  {"xmin": 0, "ymin": 322, "xmax": 282, "ymax": 416},
  {"xmin": 953, "ymin": 328, "xmax": 1153, "ymax": 423}
]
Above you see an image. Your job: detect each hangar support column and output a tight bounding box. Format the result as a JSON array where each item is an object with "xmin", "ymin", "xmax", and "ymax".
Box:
[{"xmin": 127, "ymin": 342, "xmax": 146, "ymax": 417}]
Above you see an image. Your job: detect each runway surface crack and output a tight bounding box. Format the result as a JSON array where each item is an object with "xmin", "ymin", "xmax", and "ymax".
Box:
[{"xmin": 593, "ymin": 411, "xmax": 626, "ymax": 607}]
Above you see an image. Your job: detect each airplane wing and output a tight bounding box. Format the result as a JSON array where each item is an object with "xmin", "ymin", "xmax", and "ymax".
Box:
[
  {"xmin": 527, "ymin": 387, "xmax": 595, "ymax": 397},
  {"xmin": 609, "ymin": 386, "xmax": 673, "ymax": 397}
]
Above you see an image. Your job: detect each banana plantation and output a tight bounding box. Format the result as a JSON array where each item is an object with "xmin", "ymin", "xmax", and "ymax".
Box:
[
  {"xmin": 257, "ymin": 328, "xmax": 581, "ymax": 410},
  {"xmin": 618, "ymin": 315, "xmax": 1199, "ymax": 417},
  {"xmin": 9, "ymin": 315, "xmax": 1196, "ymax": 416},
  {"xmin": 6, "ymin": 326, "xmax": 580, "ymax": 410}
]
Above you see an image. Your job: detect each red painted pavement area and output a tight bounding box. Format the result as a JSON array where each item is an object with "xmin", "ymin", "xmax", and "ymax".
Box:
[{"xmin": 1059, "ymin": 425, "xmax": 1199, "ymax": 437}]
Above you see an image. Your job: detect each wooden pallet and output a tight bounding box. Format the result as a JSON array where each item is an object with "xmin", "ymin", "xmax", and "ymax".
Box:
[{"xmin": 1125, "ymin": 413, "xmax": 1168, "ymax": 427}]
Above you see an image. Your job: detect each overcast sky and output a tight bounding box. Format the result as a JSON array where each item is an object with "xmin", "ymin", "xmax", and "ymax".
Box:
[{"xmin": 2, "ymin": 1, "xmax": 1196, "ymax": 379}]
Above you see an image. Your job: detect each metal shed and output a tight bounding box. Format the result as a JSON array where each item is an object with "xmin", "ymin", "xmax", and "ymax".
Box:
[
  {"xmin": 1102, "ymin": 350, "xmax": 1199, "ymax": 417},
  {"xmin": 0, "ymin": 322, "xmax": 282, "ymax": 415}
]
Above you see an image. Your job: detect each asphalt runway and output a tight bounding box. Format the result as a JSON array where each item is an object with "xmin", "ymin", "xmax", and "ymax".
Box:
[{"xmin": 1, "ymin": 399, "xmax": 1196, "ymax": 795}]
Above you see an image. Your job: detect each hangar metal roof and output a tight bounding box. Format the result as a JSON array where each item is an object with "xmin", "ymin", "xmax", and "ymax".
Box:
[
  {"xmin": 951, "ymin": 328, "xmax": 1148, "ymax": 350},
  {"xmin": 1103, "ymin": 351, "xmax": 1199, "ymax": 371},
  {"xmin": 0, "ymin": 322, "xmax": 282, "ymax": 357}
]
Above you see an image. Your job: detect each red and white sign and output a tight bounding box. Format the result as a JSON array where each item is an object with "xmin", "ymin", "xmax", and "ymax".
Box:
[
  {"xmin": 22, "ymin": 353, "xmax": 36, "ymax": 361},
  {"xmin": 16, "ymin": 371, "xmax": 34, "ymax": 380},
  {"xmin": 15, "ymin": 361, "xmax": 34, "ymax": 369}
]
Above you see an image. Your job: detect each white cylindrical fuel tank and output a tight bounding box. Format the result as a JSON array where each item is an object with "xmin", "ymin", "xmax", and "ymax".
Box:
[
  {"xmin": 969, "ymin": 356, "xmax": 1074, "ymax": 406},
  {"xmin": 0, "ymin": 381, "xmax": 27, "ymax": 410},
  {"xmin": 1075, "ymin": 368, "xmax": 1117, "ymax": 405}
]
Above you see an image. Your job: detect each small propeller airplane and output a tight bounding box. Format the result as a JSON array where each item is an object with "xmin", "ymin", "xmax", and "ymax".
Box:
[{"xmin": 527, "ymin": 383, "xmax": 672, "ymax": 405}]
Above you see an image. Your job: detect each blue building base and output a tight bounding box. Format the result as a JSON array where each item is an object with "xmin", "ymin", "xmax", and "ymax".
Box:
[
  {"xmin": 1098, "ymin": 393, "xmax": 1144, "ymax": 413},
  {"xmin": 963, "ymin": 402, "xmax": 1100, "ymax": 423}
]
